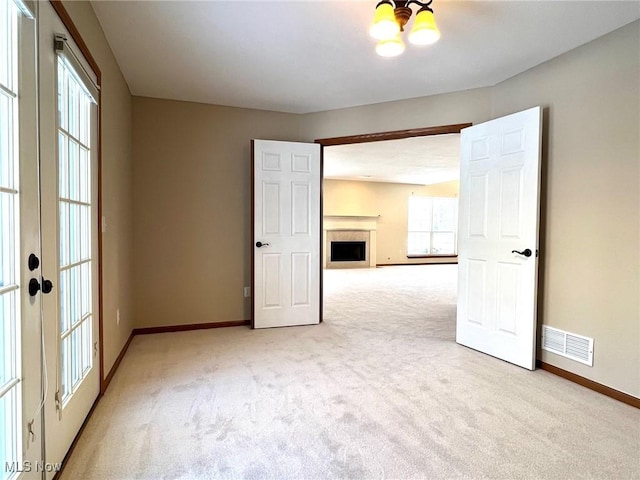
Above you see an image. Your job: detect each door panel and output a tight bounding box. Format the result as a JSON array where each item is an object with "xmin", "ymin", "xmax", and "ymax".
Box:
[
  {"xmin": 456, "ymin": 106, "xmax": 542, "ymax": 370},
  {"xmin": 38, "ymin": 2, "xmax": 100, "ymax": 474},
  {"xmin": 253, "ymin": 140, "xmax": 320, "ymax": 329},
  {"xmin": 1, "ymin": 0, "xmax": 42, "ymax": 478}
]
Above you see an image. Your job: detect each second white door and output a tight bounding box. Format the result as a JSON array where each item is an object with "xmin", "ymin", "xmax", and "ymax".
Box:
[
  {"xmin": 456, "ymin": 106, "xmax": 542, "ymax": 370},
  {"xmin": 252, "ymin": 140, "xmax": 321, "ymax": 329}
]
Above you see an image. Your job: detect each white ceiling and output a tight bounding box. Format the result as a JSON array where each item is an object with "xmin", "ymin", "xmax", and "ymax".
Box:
[
  {"xmin": 324, "ymin": 134, "xmax": 460, "ymax": 185},
  {"xmin": 91, "ymin": 1, "xmax": 640, "ymax": 114}
]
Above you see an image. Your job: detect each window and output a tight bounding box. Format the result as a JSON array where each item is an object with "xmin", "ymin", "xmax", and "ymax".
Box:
[
  {"xmin": 0, "ymin": 0, "xmax": 21, "ymax": 477},
  {"xmin": 56, "ymin": 52, "xmax": 95, "ymax": 405},
  {"xmin": 407, "ymin": 196, "xmax": 458, "ymax": 256}
]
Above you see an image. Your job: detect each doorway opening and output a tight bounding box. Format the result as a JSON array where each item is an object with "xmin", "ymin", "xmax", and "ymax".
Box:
[{"xmin": 316, "ymin": 123, "xmax": 469, "ymax": 333}]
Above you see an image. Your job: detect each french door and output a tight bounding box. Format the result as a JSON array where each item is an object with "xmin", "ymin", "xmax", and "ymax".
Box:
[
  {"xmin": 38, "ymin": 1, "xmax": 100, "ymax": 474},
  {"xmin": 1, "ymin": 0, "xmax": 43, "ymax": 479}
]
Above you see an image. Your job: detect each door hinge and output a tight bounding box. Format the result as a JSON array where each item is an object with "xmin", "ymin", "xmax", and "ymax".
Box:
[
  {"xmin": 27, "ymin": 419, "xmax": 35, "ymax": 443},
  {"xmin": 55, "ymin": 389, "xmax": 62, "ymax": 413},
  {"xmin": 94, "ymin": 341, "xmax": 98, "ymax": 357}
]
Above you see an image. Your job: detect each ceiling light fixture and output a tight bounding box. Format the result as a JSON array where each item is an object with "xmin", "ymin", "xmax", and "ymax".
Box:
[{"xmin": 370, "ymin": 0, "xmax": 440, "ymax": 57}]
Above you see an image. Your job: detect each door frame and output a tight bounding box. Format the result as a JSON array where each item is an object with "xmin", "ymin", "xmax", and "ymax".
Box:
[{"xmin": 48, "ymin": 0, "xmax": 106, "ymax": 394}]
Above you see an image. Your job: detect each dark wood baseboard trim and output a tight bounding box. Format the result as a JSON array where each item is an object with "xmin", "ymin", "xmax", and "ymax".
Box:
[
  {"xmin": 133, "ymin": 320, "xmax": 250, "ymax": 336},
  {"xmin": 105, "ymin": 322, "xmax": 249, "ymax": 389},
  {"xmin": 52, "ymin": 396, "xmax": 101, "ymax": 480},
  {"xmin": 376, "ymin": 261, "xmax": 458, "ymax": 267},
  {"xmin": 101, "ymin": 332, "xmax": 135, "ymax": 394},
  {"xmin": 537, "ymin": 361, "xmax": 640, "ymax": 409}
]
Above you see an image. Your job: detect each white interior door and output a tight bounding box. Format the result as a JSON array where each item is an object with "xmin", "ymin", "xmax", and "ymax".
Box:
[
  {"xmin": 38, "ymin": 2, "xmax": 100, "ymax": 474},
  {"xmin": 456, "ymin": 106, "xmax": 542, "ymax": 370},
  {"xmin": 1, "ymin": 1, "xmax": 43, "ymax": 478},
  {"xmin": 252, "ymin": 140, "xmax": 321, "ymax": 329}
]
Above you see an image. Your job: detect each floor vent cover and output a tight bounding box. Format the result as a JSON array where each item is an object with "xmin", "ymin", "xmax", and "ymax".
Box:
[{"xmin": 542, "ymin": 326, "xmax": 594, "ymax": 366}]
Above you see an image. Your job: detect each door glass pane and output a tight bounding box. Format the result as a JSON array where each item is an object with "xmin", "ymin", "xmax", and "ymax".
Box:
[
  {"xmin": 57, "ymin": 55, "xmax": 94, "ymax": 406},
  {"xmin": 0, "ymin": 0, "xmax": 15, "ymax": 92},
  {"xmin": 58, "ymin": 131, "xmax": 68, "ymax": 198},
  {"xmin": 0, "ymin": 388, "xmax": 19, "ymax": 480},
  {"xmin": 0, "ymin": 192, "xmax": 16, "ymax": 287},
  {"xmin": 68, "ymin": 138, "xmax": 79, "ymax": 201},
  {"xmin": 79, "ymin": 146, "xmax": 88, "ymax": 203},
  {"xmin": 59, "ymin": 201, "xmax": 68, "ymax": 266},
  {"xmin": 0, "ymin": 93, "xmax": 14, "ymax": 190},
  {"xmin": 80, "ymin": 205, "xmax": 90, "ymax": 260},
  {"xmin": 0, "ymin": 290, "xmax": 16, "ymax": 387},
  {"xmin": 59, "ymin": 268, "xmax": 69, "ymax": 333},
  {"xmin": 71, "ymin": 327, "xmax": 81, "ymax": 387},
  {"xmin": 0, "ymin": 0, "xmax": 21, "ymax": 477},
  {"xmin": 60, "ymin": 335, "xmax": 69, "ymax": 398},
  {"xmin": 80, "ymin": 261, "xmax": 91, "ymax": 317},
  {"xmin": 70, "ymin": 266, "xmax": 80, "ymax": 326},
  {"xmin": 69, "ymin": 203, "xmax": 80, "ymax": 264}
]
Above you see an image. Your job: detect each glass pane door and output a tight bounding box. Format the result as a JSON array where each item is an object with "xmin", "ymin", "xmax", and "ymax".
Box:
[
  {"xmin": 0, "ymin": 0, "xmax": 23, "ymax": 475},
  {"xmin": 40, "ymin": 3, "xmax": 99, "ymax": 470},
  {"xmin": 1, "ymin": 0, "xmax": 42, "ymax": 477}
]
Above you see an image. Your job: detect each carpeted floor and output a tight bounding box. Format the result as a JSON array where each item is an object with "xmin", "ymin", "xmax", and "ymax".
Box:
[{"xmin": 61, "ymin": 265, "xmax": 640, "ymax": 479}]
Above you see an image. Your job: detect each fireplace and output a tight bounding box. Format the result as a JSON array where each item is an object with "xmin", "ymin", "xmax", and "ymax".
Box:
[
  {"xmin": 331, "ymin": 241, "xmax": 366, "ymax": 262},
  {"xmin": 326, "ymin": 230, "xmax": 370, "ymax": 269}
]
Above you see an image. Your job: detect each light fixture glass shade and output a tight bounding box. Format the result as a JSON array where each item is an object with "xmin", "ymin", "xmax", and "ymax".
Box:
[
  {"xmin": 376, "ymin": 34, "xmax": 405, "ymax": 57},
  {"xmin": 408, "ymin": 9, "xmax": 440, "ymax": 46},
  {"xmin": 370, "ymin": 2, "xmax": 400, "ymax": 40}
]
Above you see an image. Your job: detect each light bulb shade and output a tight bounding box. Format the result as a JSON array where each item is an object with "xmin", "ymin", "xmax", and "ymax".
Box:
[
  {"xmin": 370, "ymin": 2, "xmax": 400, "ymax": 40},
  {"xmin": 376, "ymin": 34, "xmax": 405, "ymax": 57},
  {"xmin": 409, "ymin": 9, "xmax": 440, "ymax": 46}
]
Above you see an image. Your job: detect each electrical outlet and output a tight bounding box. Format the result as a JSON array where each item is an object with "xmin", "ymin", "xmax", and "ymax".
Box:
[
  {"xmin": 116, "ymin": 309, "xmax": 120, "ymax": 325},
  {"xmin": 243, "ymin": 286, "xmax": 251, "ymax": 298}
]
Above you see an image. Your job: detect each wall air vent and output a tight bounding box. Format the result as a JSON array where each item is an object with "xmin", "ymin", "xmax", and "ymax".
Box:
[{"xmin": 542, "ymin": 326, "xmax": 594, "ymax": 366}]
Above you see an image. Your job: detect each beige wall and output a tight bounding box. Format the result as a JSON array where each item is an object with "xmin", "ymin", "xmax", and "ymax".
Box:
[
  {"xmin": 324, "ymin": 179, "xmax": 459, "ymax": 264},
  {"xmin": 302, "ymin": 88, "xmax": 491, "ymax": 141},
  {"xmin": 62, "ymin": 1, "xmax": 134, "ymax": 377},
  {"xmin": 491, "ymin": 21, "xmax": 640, "ymax": 397},
  {"xmin": 131, "ymin": 98, "xmax": 303, "ymax": 327},
  {"xmin": 130, "ymin": 22, "xmax": 639, "ymax": 397}
]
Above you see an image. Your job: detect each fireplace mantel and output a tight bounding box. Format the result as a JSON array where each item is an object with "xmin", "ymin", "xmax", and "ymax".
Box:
[
  {"xmin": 323, "ymin": 215, "xmax": 379, "ymax": 232},
  {"xmin": 324, "ymin": 215, "xmax": 380, "ymax": 219}
]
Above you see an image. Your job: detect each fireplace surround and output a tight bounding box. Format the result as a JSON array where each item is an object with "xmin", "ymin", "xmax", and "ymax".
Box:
[
  {"xmin": 326, "ymin": 230, "xmax": 370, "ymax": 268},
  {"xmin": 324, "ymin": 215, "xmax": 378, "ymax": 269}
]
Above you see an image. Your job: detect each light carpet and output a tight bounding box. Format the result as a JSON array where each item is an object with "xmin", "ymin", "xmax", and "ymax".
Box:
[{"xmin": 60, "ymin": 265, "xmax": 640, "ymax": 479}]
